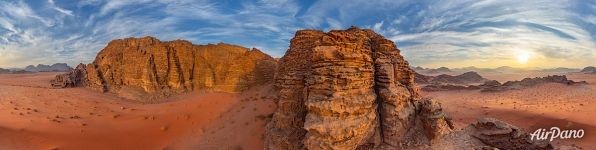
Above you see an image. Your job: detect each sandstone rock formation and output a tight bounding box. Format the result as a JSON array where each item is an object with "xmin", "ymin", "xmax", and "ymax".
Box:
[
  {"xmin": 481, "ymin": 75, "xmax": 587, "ymax": 92},
  {"xmin": 429, "ymin": 72, "xmax": 488, "ymax": 85},
  {"xmin": 416, "ymin": 72, "xmax": 489, "ymax": 92},
  {"xmin": 468, "ymin": 118, "xmax": 553, "ymax": 150},
  {"xmin": 51, "ymin": 64, "xmax": 87, "ymax": 88},
  {"xmin": 264, "ymin": 27, "xmax": 453, "ymax": 150},
  {"xmin": 53, "ymin": 36, "xmax": 277, "ymax": 98}
]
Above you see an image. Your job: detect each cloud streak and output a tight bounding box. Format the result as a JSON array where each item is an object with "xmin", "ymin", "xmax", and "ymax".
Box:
[{"xmin": 0, "ymin": 0, "xmax": 594, "ymax": 68}]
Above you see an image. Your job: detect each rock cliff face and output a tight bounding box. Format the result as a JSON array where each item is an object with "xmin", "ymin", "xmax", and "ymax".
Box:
[
  {"xmin": 265, "ymin": 27, "xmax": 453, "ymax": 150},
  {"xmin": 468, "ymin": 118, "xmax": 553, "ymax": 150},
  {"xmin": 54, "ymin": 36, "xmax": 277, "ymax": 97}
]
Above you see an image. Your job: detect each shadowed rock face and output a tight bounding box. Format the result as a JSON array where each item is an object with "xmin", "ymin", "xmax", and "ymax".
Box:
[
  {"xmin": 53, "ymin": 36, "xmax": 277, "ymax": 97},
  {"xmin": 265, "ymin": 27, "xmax": 453, "ymax": 150}
]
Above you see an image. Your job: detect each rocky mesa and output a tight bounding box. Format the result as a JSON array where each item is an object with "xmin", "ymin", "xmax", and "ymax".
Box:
[{"xmin": 52, "ymin": 36, "xmax": 277, "ymax": 98}]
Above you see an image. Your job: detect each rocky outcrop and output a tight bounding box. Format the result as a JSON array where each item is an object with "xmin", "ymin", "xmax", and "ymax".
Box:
[
  {"xmin": 53, "ymin": 36, "xmax": 277, "ymax": 97},
  {"xmin": 430, "ymin": 72, "xmax": 487, "ymax": 85},
  {"xmin": 51, "ymin": 64, "xmax": 87, "ymax": 88},
  {"xmin": 265, "ymin": 27, "xmax": 453, "ymax": 150},
  {"xmin": 468, "ymin": 118, "xmax": 553, "ymax": 150},
  {"xmin": 25, "ymin": 63, "xmax": 72, "ymax": 72},
  {"xmin": 482, "ymin": 75, "xmax": 587, "ymax": 92},
  {"xmin": 416, "ymin": 72, "xmax": 490, "ymax": 92}
]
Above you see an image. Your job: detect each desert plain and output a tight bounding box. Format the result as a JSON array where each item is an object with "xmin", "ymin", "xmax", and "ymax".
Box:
[
  {"xmin": 0, "ymin": 72, "xmax": 277, "ymax": 150},
  {"xmin": 0, "ymin": 70, "xmax": 594, "ymax": 149}
]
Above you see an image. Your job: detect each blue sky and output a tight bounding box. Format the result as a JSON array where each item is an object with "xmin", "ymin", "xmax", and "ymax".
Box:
[{"xmin": 0, "ymin": 0, "xmax": 595, "ymax": 68}]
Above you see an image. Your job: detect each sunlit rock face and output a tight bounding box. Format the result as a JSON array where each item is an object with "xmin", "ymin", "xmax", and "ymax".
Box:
[
  {"xmin": 265, "ymin": 27, "xmax": 453, "ymax": 150},
  {"xmin": 53, "ymin": 36, "xmax": 277, "ymax": 98}
]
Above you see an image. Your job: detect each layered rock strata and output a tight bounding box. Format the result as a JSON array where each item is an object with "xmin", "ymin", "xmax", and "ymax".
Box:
[
  {"xmin": 265, "ymin": 27, "xmax": 453, "ymax": 150},
  {"xmin": 53, "ymin": 36, "xmax": 277, "ymax": 96}
]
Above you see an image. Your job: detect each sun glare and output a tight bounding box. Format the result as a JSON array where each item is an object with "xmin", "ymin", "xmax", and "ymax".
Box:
[{"xmin": 516, "ymin": 51, "xmax": 530, "ymax": 64}]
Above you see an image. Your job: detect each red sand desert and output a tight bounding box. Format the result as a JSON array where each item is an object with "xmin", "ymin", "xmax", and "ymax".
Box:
[
  {"xmin": 0, "ymin": 72, "xmax": 276, "ymax": 150},
  {"xmin": 2, "ymin": 67, "xmax": 594, "ymax": 150},
  {"xmin": 425, "ymin": 73, "xmax": 596, "ymax": 148}
]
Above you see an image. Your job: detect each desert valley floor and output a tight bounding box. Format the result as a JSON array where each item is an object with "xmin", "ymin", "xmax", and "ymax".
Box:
[{"xmin": 0, "ymin": 72, "xmax": 594, "ymax": 150}]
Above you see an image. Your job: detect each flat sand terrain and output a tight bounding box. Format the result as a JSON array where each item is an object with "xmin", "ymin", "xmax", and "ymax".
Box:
[
  {"xmin": 0, "ymin": 72, "xmax": 276, "ymax": 150},
  {"xmin": 424, "ymin": 73, "xmax": 596, "ymax": 148},
  {"xmin": 1, "ymin": 72, "xmax": 593, "ymax": 149}
]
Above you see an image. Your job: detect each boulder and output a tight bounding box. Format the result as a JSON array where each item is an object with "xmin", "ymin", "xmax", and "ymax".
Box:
[{"xmin": 468, "ymin": 118, "xmax": 553, "ymax": 150}]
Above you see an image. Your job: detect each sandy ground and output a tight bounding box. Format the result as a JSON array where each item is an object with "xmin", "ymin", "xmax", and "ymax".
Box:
[
  {"xmin": 2, "ymin": 72, "xmax": 593, "ymax": 149},
  {"xmin": 0, "ymin": 72, "xmax": 276, "ymax": 150},
  {"xmin": 424, "ymin": 73, "xmax": 596, "ymax": 148}
]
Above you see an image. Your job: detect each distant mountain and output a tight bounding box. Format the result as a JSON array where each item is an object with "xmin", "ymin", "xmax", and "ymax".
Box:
[
  {"xmin": 0, "ymin": 67, "xmax": 33, "ymax": 74},
  {"xmin": 415, "ymin": 66, "xmax": 588, "ymax": 75},
  {"xmin": 0, "ymin": 68, "xmax": 10, "ymax": 74},
  {"xmin": 426, "ymin": 67, "xmax": 451, "ymax": 74},
  {"xmin": 415, "ymin": 71, "xmax": 488, "ymax": 85},
  {"xmin": 581, "ymin": 66, "xmax": 595, "ymax": 73},
  {"xmin": 494, "ymin": 66, "xmax": 526, "ymax": 73},
  {"xmin": 482, "ymin": 75, "xmax": 587, "ymax": 92},
  {"xmin": 452, "ymin": 66, "xmax": 500, "ymax": 73},
  {"xmin": 24, "ymin": 63, "xmax": 72, "ymax": 72},
  {"xmin": 538, "ymin": 67, "xmax": 580, "ymax": 73}
]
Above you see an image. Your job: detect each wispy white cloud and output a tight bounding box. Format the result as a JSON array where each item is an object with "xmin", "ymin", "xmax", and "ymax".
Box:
[
  {"xmin": 48, "ymin": 0, "xmax": 73, "ymax": 16},
  {"xmin": 0, "ymin": 0, "xmax": 594, "ymax": 69},
  {"xmin": 374, "ymin": 0, "xmax": 596, "ymax": 68}
]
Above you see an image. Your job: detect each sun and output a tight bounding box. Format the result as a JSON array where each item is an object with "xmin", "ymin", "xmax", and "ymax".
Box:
[{"xmin": 516, "ymin": 51, "xmax": 530, "ymax": 64}]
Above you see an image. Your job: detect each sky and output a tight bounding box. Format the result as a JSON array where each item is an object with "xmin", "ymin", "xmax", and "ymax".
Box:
[{"xmin": 0, "ymin": 0, "xmax": 595, "ymax": 69}]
